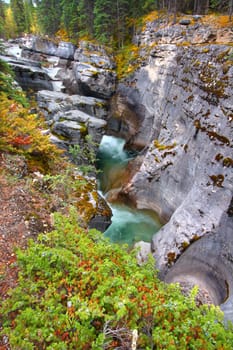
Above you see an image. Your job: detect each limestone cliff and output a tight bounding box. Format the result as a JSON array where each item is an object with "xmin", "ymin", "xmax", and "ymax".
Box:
[{"xmin": 112, "ymin": 17, "xmax": 233, "ymax": 319}]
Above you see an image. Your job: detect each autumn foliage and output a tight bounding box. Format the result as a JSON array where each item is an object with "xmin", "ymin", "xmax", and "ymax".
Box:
[{"xmin": 1, "ymin": 212, "xmax": 233, "ymax": 349}]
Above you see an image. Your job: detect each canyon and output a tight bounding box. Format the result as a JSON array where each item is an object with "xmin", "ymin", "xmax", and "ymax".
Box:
[{"xmin": 2, "ymin": 15, "xmax": 233, "ymax": 321}]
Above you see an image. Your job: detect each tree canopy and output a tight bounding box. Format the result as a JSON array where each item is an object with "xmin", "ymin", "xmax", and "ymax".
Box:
[{"xmin": 0, "ymin": 0, "xmax": 232, "ymax": 45}]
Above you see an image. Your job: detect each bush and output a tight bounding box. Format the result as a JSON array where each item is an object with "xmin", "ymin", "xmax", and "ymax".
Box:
[
  {"xmin": 1, "ymin": 212, "xmax": 233, "ymax": 349},
  {"xmin": 0, "ymin": 93, "xmax": 62, "ymax": 172}
]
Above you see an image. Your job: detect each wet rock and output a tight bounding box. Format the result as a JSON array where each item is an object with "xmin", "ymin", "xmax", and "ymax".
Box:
[
  {"xmin": 88, "ymin": 193, "xmax": 112, "ymax": 232},
  {"xmin": 19, "ymin": 37, "xmax": 117, "ymax": 98}
]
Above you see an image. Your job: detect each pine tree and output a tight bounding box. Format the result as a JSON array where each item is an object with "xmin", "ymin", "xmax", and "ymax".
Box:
[
  {"xmin": 0, "ymin": 0, "xmax": 5, "ymax": 37},
  {"xmin": 4, "ymin": 7, "xmax": 17, "ymax": 38},
  {"xmin": 94, "ymin": 0, "xmax": 114, "ymax": 44},
  {"xmin": 78, "ymin": 0, "xmax": 95, "ymax": 38},
  {"xmin": 61, "ymin": 0, "xmax": 79, "ymax": 38},
  {"xmin": 24, "ymin": 0, "xmax": 35, "ymax": 33},
  {"xmin": 35, "ymin": 0, "xmax": 62, "ymax": 35},
  {"xmin": 10, "ymin": 0, "xmax": 26, "ymax": 35},
  {"xmin": 94, "ymin": 0, "xmax": 131, "ymax": 47}
]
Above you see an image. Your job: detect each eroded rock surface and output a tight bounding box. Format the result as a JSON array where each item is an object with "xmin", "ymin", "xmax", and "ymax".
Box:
[
  {"xmin": 21, "ymin": 37, "xmax": 116, "ymax": 98},
  {"xmin": 37, "ymin": 90, "xmax": 108, "ymax": 150},
  {"xmin": 0, "ymin": 55, "xmax": 53, "ymax": 91},
  {"xmin": 113, "ymin": 22, "xmax": 233, "ymax": 319}
]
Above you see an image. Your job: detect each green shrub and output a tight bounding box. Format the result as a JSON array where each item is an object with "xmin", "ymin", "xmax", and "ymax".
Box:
[{"xmin": 1, "ymin": 212, "xmax": 233, "ymax": 349}]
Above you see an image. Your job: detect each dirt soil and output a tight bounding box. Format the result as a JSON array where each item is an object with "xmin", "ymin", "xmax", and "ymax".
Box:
[{"xmin": 0, "ymin": 153, "xmax": 53, "ymax": 349}]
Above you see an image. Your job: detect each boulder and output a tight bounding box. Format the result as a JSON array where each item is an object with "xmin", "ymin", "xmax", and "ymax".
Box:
[
  {"xmin": 134, "ymin": 241, "xmax": 151, "ymax": 265},
  {"xmin": 21, "ymin": 36, "xmax": 76, "ymax": 60},
  {"xmin": 74, "ymin": 41, "xmax": 116, "ymax": 70},
  {"xmin": 37, "ymin": 90, "xmax": 108, "ymax": 121},
  {"xmin": 37, "ymin": 90, "xmax": 107, "ymax": 150},
  {"xmin": 72, "ymin": 62, "xmax": 116, "ymax": 98},
  {"xmin": 179, "ymin": 19, "xmax": 191, "ymax": 25},
  {"xmin": 88, "ymin": 193, "xmax": 112, "ymax": 232}
]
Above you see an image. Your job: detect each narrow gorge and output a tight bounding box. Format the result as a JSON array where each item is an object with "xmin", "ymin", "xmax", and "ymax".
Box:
[{"xmin": 2, "ymin": 15, "xmax": 233, "ymax": 322}]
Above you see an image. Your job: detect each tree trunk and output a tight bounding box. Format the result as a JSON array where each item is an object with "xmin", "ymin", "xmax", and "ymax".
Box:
[
  {"xmin": 230, "ymin": 0, "xmax": 233, "ymax": 21},
  {"xmin": 173, "ymin": 0, "xmax": 177, "ymax": 24},
  {"xmin": 193, "ymin": 0, "xmax": 198, "ymax": 14},
  {"xmin": 205, "ymin": 0, "xmax": 209, "ymax": 14}
]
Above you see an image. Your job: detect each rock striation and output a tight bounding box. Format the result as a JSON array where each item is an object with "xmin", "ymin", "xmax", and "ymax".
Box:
[
  {"xmin": 3, "ymin": 37, "xmax": 116, "ymax": 154},
  {"xmin": 37, "ymin": 90, "xmax": 108, "ymax": 150},
  {"xmin": 112, "ymin": 20, "xmax": 233, "ymax": 320},
  {"xmin": 21, "ymin": 36, "xmax": 116, "ymax": 98},
  {"xmin": 2, "ymin": 37, "xmax": 115, "ymax": 233}
]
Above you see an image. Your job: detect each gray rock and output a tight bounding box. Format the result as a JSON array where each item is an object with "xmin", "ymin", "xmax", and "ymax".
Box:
[
  {"xmin": 37, "ymin": 90, "xmax": 107, "ymax": 150},
  {"xmin": 134, "ymin": 241, "xmax": 151, "ymax": 265},
  {"xmin": 74, "ymin": 43, "xmax": 115, "ymax": 69},
  {"xmin": 52, "ymin": 120, "xmax": 84, "ymax": 142},
  {"xmin": 21, "ymin": 36, "xmax": 117, "ymax": 98},
  {"xmin": 88, "ymin": 193, "xmax": 112, "ymax": 232},
  {"xmin": 37, "ymin": 90, "xmax": 108, "ymax": 120},
  {"xmin": 22, "ymin": 36, "xmax": 76, "ymax": 60},
  {"xmin": 0, "ymin": 55, "xmax": 53, "ymax": 91},
  {"xmin": 179, "ymin": 19, "xmax": 191, "ymax": 25},
  {"xmin": 165, "ymin": 213, "xmax": 233, "ymax": 322},
  {"xmin": 72, "ymin": 62, "xmax": 116, "ymax": 99},
  {"xmin": 56, "ymin": 41, "xmax": 76, "ymax": 60},
  {"xmin": 114, "ymin": 43, "xmax": 233, "ymax": 319},
  {"xmin": 138, "ymin": 19, "xmax": 232, "ymax": 46}
]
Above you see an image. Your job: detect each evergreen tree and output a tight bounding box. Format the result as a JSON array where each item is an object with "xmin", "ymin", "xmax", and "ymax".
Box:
[
  {"xmin": 35, "ymin": 0, "xmax": 62, "ymax": 35},
  {"xmin": 230, "ymin": 0, "xmax": 233, "ymax": 20},
  {"xmin": 94, "ymin": 0, "xmax": 114, "ymax": 44},
  {"xmin": 78, "ymin": 0, "xmax": 95, "ymax": 38},
  {"xmin": 5, "ymin": 7, "xmax": 17, "ymax": 38},
  {"xmin": 61, "ymin": 0, "xmax": 79, "ymax": 38},
  {"xmin": 24, "ymin": 0, "xmax": 35, "ymax": 33},
  {"xmin": 0, "ymin": 0, "xmax": 5, "ymax": 37},
  {"xmin": 10, "ymin": 0, "xmax": 26, "ymax": 35}
]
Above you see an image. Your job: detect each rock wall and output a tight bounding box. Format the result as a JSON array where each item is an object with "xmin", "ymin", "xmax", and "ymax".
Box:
[
  {"xmin": 21, "ymin": 37, "xmax": 116, "ymax": 98},
  {"xmin": 113, "ymin": 20, "xmax": 233, "ymax": 320}
]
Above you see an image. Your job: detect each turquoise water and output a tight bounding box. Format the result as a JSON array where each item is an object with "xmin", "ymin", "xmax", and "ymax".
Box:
[{"xmin": 97, "ymin": 135, "xmax": 161, "ymax": 245}]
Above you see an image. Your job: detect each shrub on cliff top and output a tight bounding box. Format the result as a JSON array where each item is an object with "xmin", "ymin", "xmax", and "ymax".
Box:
[{"xmin": 1, "ymin": 211, "xmax": 233, "ymax": 349}]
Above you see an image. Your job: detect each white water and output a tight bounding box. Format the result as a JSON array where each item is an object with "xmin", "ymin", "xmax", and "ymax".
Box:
[{"xmin": 97, "ymin": 135, "xmax": 161, "ymax": 245}]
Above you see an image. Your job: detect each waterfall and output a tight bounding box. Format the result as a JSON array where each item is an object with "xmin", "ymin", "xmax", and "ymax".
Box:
[{"xmin": 97, "ymin": 135, "xmax": 161, "ymax": 246}]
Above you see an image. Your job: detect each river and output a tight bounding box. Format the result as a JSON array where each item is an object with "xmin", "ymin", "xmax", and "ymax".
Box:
[{"xmin": 97, "ymin": 135, "xmax": 162, "ymax": 246}]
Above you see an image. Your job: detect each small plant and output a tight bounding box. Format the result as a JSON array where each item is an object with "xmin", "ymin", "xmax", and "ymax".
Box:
[
  {"xmin": 0, "ymin": 94, "xmax": 62, "ymax": 171},
  {"xmin": 115, "ymin": 44, "xmax": 140, "ymax": 79},
  {"xmin": 69, "ymin": 135, "xmax": 98, "ymax": 176},
  {"xmin": 1, "ymin": 212, "xmax": 233, "ymax": 349}
]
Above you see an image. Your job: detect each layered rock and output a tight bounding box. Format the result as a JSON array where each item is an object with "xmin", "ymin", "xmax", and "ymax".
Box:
[
  {"xmin": 138, "ymin": 15, "xmax": 233, "ymax": 46},
  {"xmin": 37, "ymin": 90, "xmax": 108, "ymax": 149},
  {"xmin": 1, "ymin": 37, "xmax": 114, "ymax": 232},
  {"xmin": 21, "ymin": 36, "xmax": 76, "ymax": 60},
  {"xmin": 0, "ymin": 54, "xmax": 53, "ymax": 92},
  {"xmin": 21, "ymin": 36, "xmax": 116, "ymax": 98}
]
